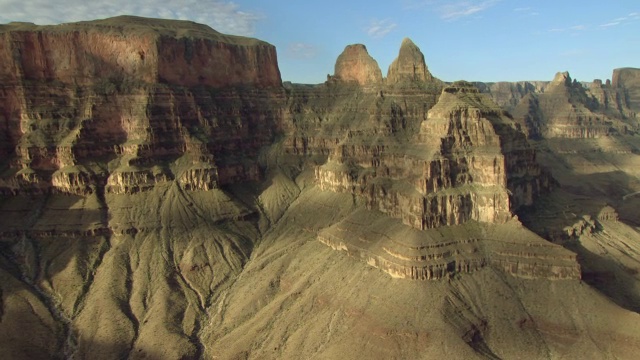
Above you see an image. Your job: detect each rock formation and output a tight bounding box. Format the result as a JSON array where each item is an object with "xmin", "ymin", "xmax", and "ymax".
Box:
[
  {"xmin": 612, "ymin": 67, "xmax": 640, "ymax": 113},
  {"xmin": 0, "ymin": 16, "xmax": 284, "ymax": 196},
  {"xmin": 473, "ymin": 81, "xmax": 548, "ymax": 113},
  {"xmin": 316, "ymin": 81, "xmax": 550, "ymax": 229},
  {"xmin": 331, "ymin": 44, "xmax": 382, "ymax": 85},
  {"xmin": 2, "ymin": 16, "xmax": 640, "ymax": 360},
  {"xmin": 510, "ymin": 71, "xmax": 624, "ymax": 138},
  {"xmin": 386, "ymin": 37, "xmax": 434, "ymax": 84}
]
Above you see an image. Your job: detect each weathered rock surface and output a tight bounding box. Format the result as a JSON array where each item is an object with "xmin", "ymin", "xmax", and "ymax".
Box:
[
  {"xmin": 386, "ymin": 37, "xmax": 434, "ymax": 84},
  {"xmin": 473, "ymin": 81, "xmax": 548, "ymax": 113},
  {"xmin": 613, "ymin": 67, "xmax": 640, "ymax": 113},
  {"xmin": 0, "ymin": 16, "xmax": 283, "ymax": 196},
  {"xmin": 510, "ymin": 71, "xmax": 626, "ymax": 138},
  {"xmin": 1, "ymin": 16, "xmax": 640, "ymax": 360},
  {"xmin": 331, "ymin": 44, "xmax": 382, "ymax": 85},
  {"xmin": 315, "ymin": 81, "xmax": 550, "ymax": 229}
]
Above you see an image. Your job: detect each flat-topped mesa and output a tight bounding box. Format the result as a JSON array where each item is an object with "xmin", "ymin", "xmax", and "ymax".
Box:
[
  {"xmin": 0, "ymin": 15, "xmax": 282, "ymax": 88},
  {"xmin": 331, "ymin": 44, "xmax": 383, "ymax": 86},
  {"xmin": 612, "ymin": 67, "xmax": 640, "ymax": 88},
  {"xmin": 386, "ymin": 38, "xmax": 434, "ymax": 84},
  {"xmin": 0, "ymin": 16, "xmax": 283, "ymax": 196}
]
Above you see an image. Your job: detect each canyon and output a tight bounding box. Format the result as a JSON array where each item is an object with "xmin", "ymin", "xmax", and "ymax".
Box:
[{"xmin": 1, "ymin": 16, "xmax": 640, "ymax": 359}]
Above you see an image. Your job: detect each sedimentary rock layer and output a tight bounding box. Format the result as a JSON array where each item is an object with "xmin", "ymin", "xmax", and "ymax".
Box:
[
  {"xmin": 0, "ymin": 16, "xmax": 284, "ymax": 196},
  {"xmin": 315, "ymin": 81, "xmax": 550, "ymax": 229}
]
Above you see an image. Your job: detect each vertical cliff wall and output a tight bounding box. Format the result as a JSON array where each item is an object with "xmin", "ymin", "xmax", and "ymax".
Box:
[{"xmin": 0, "ymin": 16, "xmax": 283, "ymax": 196}]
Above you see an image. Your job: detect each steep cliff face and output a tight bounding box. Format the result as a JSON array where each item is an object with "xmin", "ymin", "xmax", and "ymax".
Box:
[
  {"xmin": 2, "ymin": 17, "xmax": 640, "ymax": 360},
  {"xmin": 612, "ymin": 67, "xmax": 640, "ymax": 114},
  {"xmin": 331, "ymin": 44, "xmax": 383, "ymax": 85},
  {"xmin": 0, "ymin": 18, "xmax": 285, "ymax": 358},
  {"xmin": 0, "ymin": 16, "xmax": 281, "ymax": 87},
  {"xmin": 0, "ymin": 16, "xmax": 283, "ymax": 197},
  {"xmin": 476, "ymin": 70, "xmax": 639, "ymax": 139},
  {"xmin": 386, "ymin": 37, "xmax": 434, "ymax": 84},
  {"xmin": 314, "ymin": 81, "xmax": 550, "ymax": 230},
  {"xmin": 509, "ymin": 71, "xmax": 626, "ymax": 138},
  {"xmin": 474, "ymin": 80, "xmax": 548, "ymax": 113}
]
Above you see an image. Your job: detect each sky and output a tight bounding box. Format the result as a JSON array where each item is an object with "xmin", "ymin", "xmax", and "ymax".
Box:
[{"xmin": 0, "ymin": 0, "xmax": 638, "ymax": 84}]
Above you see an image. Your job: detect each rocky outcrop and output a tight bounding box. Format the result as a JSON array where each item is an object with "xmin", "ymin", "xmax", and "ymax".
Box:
[
  {"xmin": 315, "ymin": 81, "xmax": 551, "ymax": 229},
  {"xmin": 612, "ymin": 67, "xmax": 640, "ymax": 113},
  {"xmin": 0, "ymin": 16, "xmax": 284, "ymax": 196},
  {"xmin": 318, "ymin": 209, "xmax": 580, "ymax": 280},
  {"xmin": 331, "ymin": 44, "xmax": 382, "ymax": 85},
  {"xmin": 0, "ymin": 16, "xmax": 281, "ymax": 88},
  {"xmin": 474, "ymin": 81, "xmax": 548, "ymax": 113},
  {"xmin": 386, "ymin": 38, "xmax": 434, "ymax": 84},
  {"xmin": 510, "ymin": 71, "xmax": 622, "ymax": 138}
]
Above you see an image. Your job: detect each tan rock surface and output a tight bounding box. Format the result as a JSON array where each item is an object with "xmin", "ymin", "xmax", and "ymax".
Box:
[
  {"xmin": 332, "ymin": 44, "xmax": 383, "ymax": 85},
  {"xmin": 1, "ymin": 15, "xmax": 640, "ymax": 360},
  {"xmin": 386, "ymin": 37, "xmax": 434, "ymax": 84}
]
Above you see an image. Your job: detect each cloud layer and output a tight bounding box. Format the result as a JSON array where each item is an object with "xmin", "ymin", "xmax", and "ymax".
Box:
[
  {"xmin": 0, "ymin": 0, "xmax": 261, "ymax": 36},
  {"xmin": 365, "ymin": 19, "xmax": 397, "ymax": 38}
]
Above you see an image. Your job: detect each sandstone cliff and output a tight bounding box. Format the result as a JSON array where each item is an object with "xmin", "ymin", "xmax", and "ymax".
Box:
[
  {"xmin": 2, "ymin": 16, "xmax": 640, "ymax": 360},
  {"xmin": 0, "ymin": 16, "xmax": 284, "ymax": 196},
  {"xmin": 386, "ymin": 37, "xmax": 434, "ymax": 84},
  {"xmin": 315, "ymin": 81, "xmax": 550, "ymax": 229},
  {"xmin": 331, "ymin": 44, "xmax": 382, "ymax": 85},
  {"xmin": 612, "ymin": 67, "xmax": 640, "ymax": 113},
  {"xmin": 510, "ymin": 71, "xmax": 626, "ymax": 138}
]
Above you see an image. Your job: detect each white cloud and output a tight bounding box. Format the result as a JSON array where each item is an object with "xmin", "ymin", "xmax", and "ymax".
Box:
[
  {"xmin": 286, "ymin": 42, "xmax": 317, "ymax": 59},
  {"xmin": 400, "ymin": 0, "xmax": 500, "ymax": 20},
  {"xmin": 0, "ymin": 0, "xmax": 262, "ymax": 36},
  {"xmin": 599, "ymin": 21, "xmax": 620, "ymax": 28},
  {"xmin": 365, "ymin": 19, "xmax": 397, "ymax": 38},
  {"xmin": 439, "ymin": 0, "xmax": 501, "ymax": 20},
  {"xmin": 548, "ymin": 28, "xmax": 565, "ymax": 33},
  {"xmin": 570, "ymin": 25, "xmax": 586, "ymax": 31},
  {"xmin": 513, "ymin": 7, "xmax": 530, "ymax": 12}
]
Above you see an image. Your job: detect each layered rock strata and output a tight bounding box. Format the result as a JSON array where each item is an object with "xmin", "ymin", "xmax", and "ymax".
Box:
[
  {"xmin": 612, "ymin": 67, "xmax": 640, "ymax": 114},
  {"xmin": 315, "ymin": 81, "xmax": 550, "ymax": 230},
  {"xmin": 318, "ymin": 209, "xmax": 580, "ymax": 280},
  {"xmin": 330, "ymin": 44, "xmax": 383, "ymax": 85},
  {"xmin": 386, "ymin": 38, "xmax": 434, "ymax": 84},
  {"xmin": 511, "ymin": 72, "xmax": 621, "ymax": 138},
  {"xmin": 0, "ymin": 16, "xmax": 284, "ymax": 196}
]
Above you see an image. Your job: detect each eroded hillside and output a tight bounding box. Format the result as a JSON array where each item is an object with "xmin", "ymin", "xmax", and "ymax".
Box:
[{"xmin": 1, "ymin": 16, "xmax": 640, "ymax": 360}]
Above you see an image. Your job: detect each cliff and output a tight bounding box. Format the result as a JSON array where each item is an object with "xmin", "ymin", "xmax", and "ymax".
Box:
[
  {"xmin": 2, "ymin": 16, "xmax": 640, "ymax": 360},
  {"xmin": 315, "ymin": 81, "xmax": 550, "ymax": 229},
  {"xmin": 508, "ymin": 71, "xmax": 627, "ymax": 138},
  {"xmin": 331, "ymin": 44, "xmax": 383, "ymax": 85},
  {"xmin": 612, "ymin": 67, "xmax": 640, "ymax": 113},
  {"xmin": 0, "ymin": 16, "xmax": 284, "ymax": 196},
  {"xmin": 386, "ymin": 37, "xmax": 434, "ymax": 84}
]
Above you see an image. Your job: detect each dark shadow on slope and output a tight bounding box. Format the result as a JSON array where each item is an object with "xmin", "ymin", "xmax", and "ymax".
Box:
[
  {"xmin": 517, "ymin": 164, "xmax": 640, "ymax": 314},
  {"xmin": 565, "ymin": 241, "xmax": 640, "ymax": 313}
]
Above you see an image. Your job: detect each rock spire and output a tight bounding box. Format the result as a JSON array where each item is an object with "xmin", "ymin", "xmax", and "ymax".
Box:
[
  {"xmin": 332, "ymin": 44, "xmax": 383, "ymax": 85},
  {"xmin": 386, "ymin": 37, "xmax": 434, "ymax": 84}
]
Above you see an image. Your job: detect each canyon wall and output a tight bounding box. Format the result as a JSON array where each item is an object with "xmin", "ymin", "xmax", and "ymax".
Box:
[{"xmin": 0, "ymin": 16, "xmax": 284, "ymax": 197}]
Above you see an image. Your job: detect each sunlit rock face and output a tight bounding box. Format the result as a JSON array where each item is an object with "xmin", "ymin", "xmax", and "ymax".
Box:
[
  {"xmin": 386, "ymin": 37, "xmax": 434, "ymax": 84},
  {"xmin": 315, "ymin": 81, "xmax": 550, "ymax": 229},
  {"xmin": 0, "ymin": 16, "xmax": 284, "ymax": 196},
  {"xmin": 5, "ymin": 17, "xmax": 640, "ymax": 360},
  {"xmin": 331, "ymin": 44, "xmax": 383, "ymax": 86},
  {"xmin": 476, "ymin": 70, "xmax": 640, "ymax": 139}
]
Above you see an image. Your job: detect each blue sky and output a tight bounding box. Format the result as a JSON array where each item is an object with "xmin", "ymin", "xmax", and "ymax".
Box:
[{"xmin": 0, "ymin": 0, "xmax": 638, "ymax": 84}]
